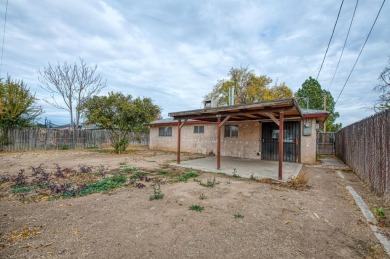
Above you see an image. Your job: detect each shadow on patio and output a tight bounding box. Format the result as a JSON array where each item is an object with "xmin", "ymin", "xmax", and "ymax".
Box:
[{"xmin": 173, "ymin": 156, "xmax": 302, "ymax": 181}]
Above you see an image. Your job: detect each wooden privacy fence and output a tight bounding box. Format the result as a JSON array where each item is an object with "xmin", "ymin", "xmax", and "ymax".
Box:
[
  {"xmin": 335, "ymin": 109, "xmax": 390, "ymax": 196},
  {"xmin": 0, "ymin": 128, "xmax": 149, "ymax": 152}
]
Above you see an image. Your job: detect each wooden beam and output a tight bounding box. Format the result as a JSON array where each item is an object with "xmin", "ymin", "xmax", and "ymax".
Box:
[
  {"xmin": 179, "ymin": 119, "xmax": 187, "ymax": 129},
  {"xmin": 242, "ymin": 114, "xmax": 258, "ymax": 118},
  {"xmin": 266, "ymin": 112, "xmax": 279, "ymax": 126},
  {"xmin": 219, "ymin": 115, "xmax": 231, "ymax": 128},
  {"xmin": 172, "ymin": 107, "xmax": 296, "ymax": 121},
  {"xmin": 177, "ymin": 119, "xmax": 189, "ymax": 164},
  {"xmin": 278, "ymin": 111, "xmax": 284, "ymax": 180},
  {"xmin": 177, "ymin": 119, "xmax": 181, "ymax": 164},
  {"xmin": 217, "ymin": 116, "xmax": 221, "ymax": 169}
]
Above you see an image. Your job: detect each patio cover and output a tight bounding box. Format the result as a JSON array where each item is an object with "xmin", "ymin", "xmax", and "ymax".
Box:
[{"xmin": 169, "ymin": 98, "xmax": 327, "ymax": 180}]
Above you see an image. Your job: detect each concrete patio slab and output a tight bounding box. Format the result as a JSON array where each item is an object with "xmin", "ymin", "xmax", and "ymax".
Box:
[
  {"xmin": 319, "ymin": 157, "xmax": 349, "ymax": 170},
  {"xmin": 173, "ymin": 156, "xmax": 302, "ymax": 181}
]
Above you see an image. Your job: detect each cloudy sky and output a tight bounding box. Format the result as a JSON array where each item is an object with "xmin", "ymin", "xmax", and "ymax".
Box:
[{"xmin": 0, "ymin": 0, "xmax": 388, "ymax": 127}]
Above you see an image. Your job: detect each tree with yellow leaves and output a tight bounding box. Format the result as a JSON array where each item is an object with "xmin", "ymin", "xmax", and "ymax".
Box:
[
  {"xmin": 0, "ymin": 76, "xmax": 42, "ymax": 128},
  {"xmin": 204, "ymin": 66, "xmax": 292, "ymax": 106}
]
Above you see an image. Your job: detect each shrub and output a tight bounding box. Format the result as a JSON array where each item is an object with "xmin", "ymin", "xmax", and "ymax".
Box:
[
  {"xmin": 121, "ymin": 167, "xmax": 137, "ymax": 174},
  {"xmin": 199, "ymin": 175, "xmax": 219, "ymax": 188},
  {"xmin": 189, "ymin": 205, "xmax": 204, "ymax": 212},
  {"xmin": 14, "ymin": 170, "xmax": 27, "ymax": 186},
  {"xmin": 130, "ymin": 171, "xmax": 148, "ymax": 180},
  {"xmin": 79, "ymin": 165, "xmax": 93, "ymax": 174},
  {"xmin": 54, "ymin": 164, "xmax": 66, "ymax": 178},
  {"xmin": 232, "ymin": 168, "xmax": 240, "ymax": 178},
  {"xmin": 51, "ymin": 174, "xmax": 127, "ymax": 199},
  {"xmin": 114, "ymin": 138, "xmax": 128, "ymax": 154},
  {"xmin": 149, "ymin": 184, "xmax": 164, "ymax": 200},
  {"xmin": 31, "ymin": 165, "xmax": 51, "ymax": 185},
  {"xmin": 79, "ymin": 174, "xmax": 126, "ymax": 195},
  {"xmin": 59, "ymin": 145, "xmax": 71, "ymax": 150},
  {"xmin": 234, "ymin": 213, "xmax": 244, "ymax": 219},
  {"xmin": 373, "ymin": 206, "xmax": 386, "ymax": 218},
  {"xmin": 11, "ymin": 185, "xmax": 32, "ymax": 193},
  {"xmin": 177, "ymin": 171, "xmax": 199, "ymax": 182},
  {"xmin": 96, "ymin": 165, "xmax": 108, "ymax": 176},
  {"xmin": 0, "ymin": 175, "xmax": 10, "ymax": 184}
]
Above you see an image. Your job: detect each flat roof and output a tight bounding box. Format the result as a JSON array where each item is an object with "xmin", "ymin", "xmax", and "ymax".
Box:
[{"xmin": 168, "ymin": 98, "xmax": 327, "ymax": 123}]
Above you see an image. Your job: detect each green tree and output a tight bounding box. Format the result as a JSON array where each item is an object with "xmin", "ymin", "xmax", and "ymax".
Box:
[
  {"xmin": 374, "ymin": 58, "xmax": 390, "ymax": 111},
  {"xmin": 82, "ymin": 92, "xmax": 161, "ymax": 153},
  {"xmin": 204, "ymin": 66, "xmax": 292, "ymax": 106},
  {"xmin": 295, "ymin": 76, "xmax": 341, "ymax": 132},
  {"xmin": 0, "ymin": 76, "xmax": 43, "ymax": 128}
]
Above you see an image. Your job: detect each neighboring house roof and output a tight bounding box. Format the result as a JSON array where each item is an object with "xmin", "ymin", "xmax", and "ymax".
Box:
[{"xmin": 50, "ymin": 123, "xmax": 101, "ymax": 130}]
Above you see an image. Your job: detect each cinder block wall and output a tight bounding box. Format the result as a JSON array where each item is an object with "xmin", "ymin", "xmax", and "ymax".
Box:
[
  {"xmin": 149, "ymin": 121, "xmax": 261, "ymax": 159},
  {"xmin": 222, "ymin": 121, "xmax": 260, "ymax": 159},
  {"xmin": 149, "ymin": 119, "xmax": 317, "ymax": 163}
]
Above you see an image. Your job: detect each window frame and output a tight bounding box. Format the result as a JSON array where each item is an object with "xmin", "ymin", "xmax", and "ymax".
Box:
[
  {"xmin": 193, "ymin": 125, "xmax": 205, "ymax": 134},
  {"xmin": 158, "ymin": 126, "xmax": 172, "ymax": 137},
  {"xmin": 224, "ymin": 125, "xmax": 239, "ymax": 138}
]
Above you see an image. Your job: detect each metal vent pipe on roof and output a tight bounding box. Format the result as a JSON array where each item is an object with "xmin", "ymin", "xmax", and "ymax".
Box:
[{"xmin": 229, "ymin": 86, "xmax": 235, "ymax": 105}]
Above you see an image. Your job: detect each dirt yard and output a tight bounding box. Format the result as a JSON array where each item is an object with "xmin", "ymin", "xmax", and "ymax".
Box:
[{"xmin": 0, "ymin": 148, "xmax": 389, "ymax": 258}]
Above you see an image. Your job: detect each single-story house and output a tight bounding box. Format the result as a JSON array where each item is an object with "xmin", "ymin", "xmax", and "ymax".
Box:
[{"xmin": 149, "ymin": 98, "xmax": 328, "ymax": 179}]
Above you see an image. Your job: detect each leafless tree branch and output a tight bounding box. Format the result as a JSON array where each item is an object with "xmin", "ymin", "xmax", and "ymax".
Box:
[{"xmin": 38, "ymin": 58, "xmax": 106, "ymax": 128}]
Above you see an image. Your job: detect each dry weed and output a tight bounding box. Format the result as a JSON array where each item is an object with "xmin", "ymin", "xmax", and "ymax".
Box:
[
  {"xmin": 6, "ymin": 226, "xmax": 42, "ymax": 243},
  {"xmin": 257, "ymin": 178, "xmax": 277, "ymax": 184},
  {"xmin": 287, "ymin": 171, "xmax": 310, "ymax": 190}
]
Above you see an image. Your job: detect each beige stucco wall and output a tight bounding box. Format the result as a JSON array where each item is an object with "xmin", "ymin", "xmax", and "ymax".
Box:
[
  {"xmin": 300, "ymin": 119, "xmax": 317, "ymax": 164},
  {"xmin": 149, "ymin": 119, "xmax": 318, "ymax": 164},
  {"xmin": 149, "ymin": 121, "xmax": 261, "ymax": 159}
]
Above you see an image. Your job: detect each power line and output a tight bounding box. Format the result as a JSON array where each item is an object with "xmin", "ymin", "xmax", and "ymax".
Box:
[
  {"xmin": 335, "ymin": 0, "xmax": 386, "ymax": 105},
  {"xmin": 328, "ymin": 0, "xmax": 359, "ymax": 91},
  {"xmin": 0, "ymin": 0, "xmax": 8, "ymax": 77},
  {"xmin": 316, "ymin": 0, "xmax": 345, "ymax": 80}
]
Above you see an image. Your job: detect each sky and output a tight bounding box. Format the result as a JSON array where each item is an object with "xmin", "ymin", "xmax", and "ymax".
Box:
[{"xmin": 0, "ymin": 0, "xmax": 388, "ymax": 127}]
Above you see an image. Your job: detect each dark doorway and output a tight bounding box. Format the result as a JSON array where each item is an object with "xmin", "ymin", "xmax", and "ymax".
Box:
[{"xmin": 261, "ymin": 121, "xmax": 300, "ymax": 162}]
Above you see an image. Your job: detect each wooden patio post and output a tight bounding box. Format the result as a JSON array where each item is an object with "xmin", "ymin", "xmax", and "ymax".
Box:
[
  {"xmin": 217, "ymin": 116, "xmax": 221, "ymax": 169},
  {"xmin": 278, "ymin": 112, "xmax": 284, "ymax": 180},
  {"xmin": 177, "ymin": 119, "xmax": 181, "ymax": 164}
]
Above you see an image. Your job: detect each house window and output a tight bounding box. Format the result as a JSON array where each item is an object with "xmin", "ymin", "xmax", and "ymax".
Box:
[
  {"xmin": 194, "ymin": 125, "xmax": 204, "ymax": 134},
  {"xmin": 158, "ymin": 127, "xmax": 172, "ymax": 137},
  {"xmin": 224, "ymin": 125, "xmax": 238, "ymax": 138}
]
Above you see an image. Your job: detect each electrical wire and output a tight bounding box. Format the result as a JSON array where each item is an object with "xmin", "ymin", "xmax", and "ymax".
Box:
[
  {"xmin": 327, "ymin": 0, "xmax": 359, "ymax": 91},
  {"xmin": 335, "ymin": 0, "xmax": 386, "ymax": 105},
  {"xmin": 0, "ymin": 0, "xmax": 8, "ymax": 77},
  {"xmin": 316, "ymin": 0, "xmax": 344, "ymax": 80}
]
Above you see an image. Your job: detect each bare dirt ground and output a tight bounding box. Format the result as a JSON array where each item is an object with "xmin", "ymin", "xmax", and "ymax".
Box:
[{"xmin": 0, "ymin": 148, "xmax": 389, "ymax": 259}]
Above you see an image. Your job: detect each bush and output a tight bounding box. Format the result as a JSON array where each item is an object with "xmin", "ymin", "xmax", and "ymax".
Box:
[
  {"xmin": 149, "ymin": 184, "xmax": 164, "ymax": 201},
  {"xmin": 114, "ymin": 138, "xmax": 128, "ymax": 154},
  {"xmin": 189, "ymin": 205, "xmax": 204, "ymax": 212},
  {"xmin": 177, "ymin": 171, "xmax": 199, "ymax": 182}
]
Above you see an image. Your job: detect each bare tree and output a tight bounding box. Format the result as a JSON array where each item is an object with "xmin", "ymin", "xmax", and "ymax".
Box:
[
  {"xmin": 38, "ymin": 58, "xmax": 106, "ymax": 128},
  {"xmin": 374, "ymin": 58, "xmax": 390, "ymax": 112}
]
